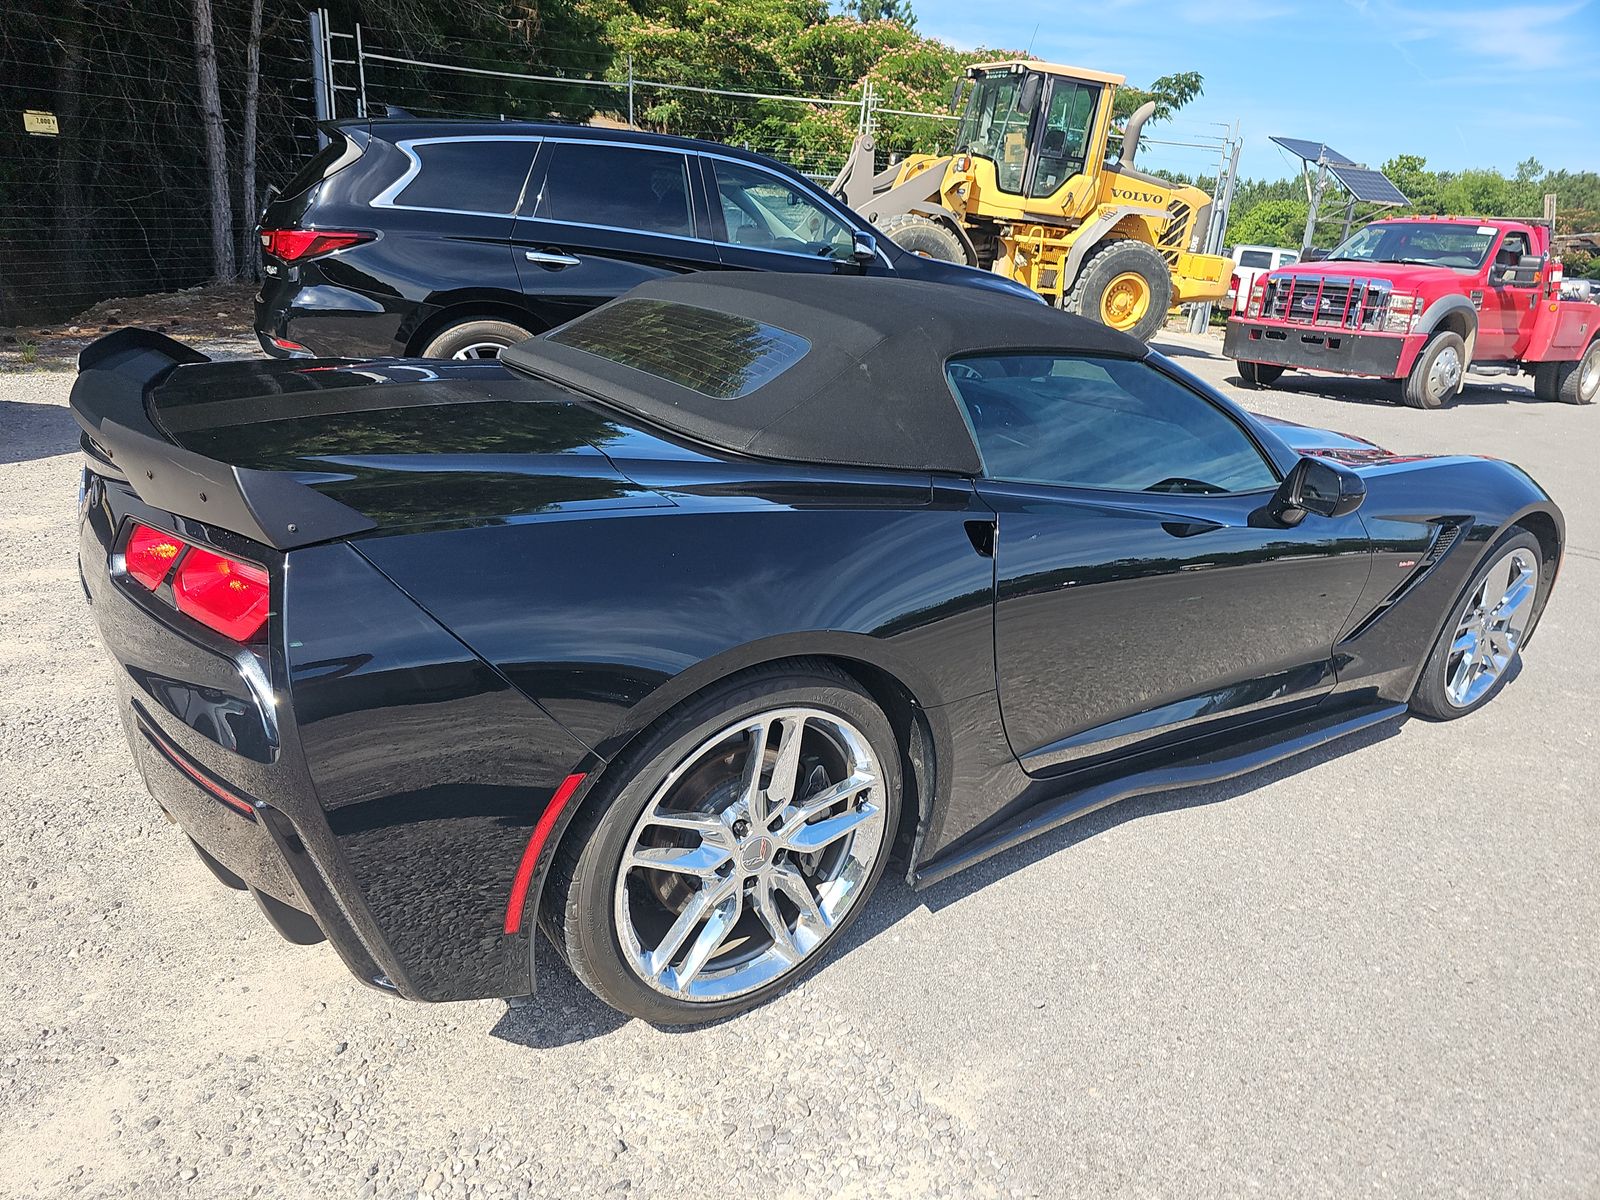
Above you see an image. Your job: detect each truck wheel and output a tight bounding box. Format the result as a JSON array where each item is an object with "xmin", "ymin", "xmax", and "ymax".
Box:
[
  {"xmin": 1402, "ymin": 331, "xmax": 1466, "ymax": 409},
  {"xmin": 1546, "ymin": 338, "xmax": 1600, "ymax": 405},
  {"xmin": 1238, "ymin": 361, "xmax": 1286, "ymax": 388},
  {"xmin": 1063, "ymin": 239, "xmax": 1173, "ymax": 342},
  {"xmin": 879, "ymin": 214, "xmax": 970, "ymax": 265},
  {"xmin": 1532, "ymin": 362, "xmax": 1562, "ymax": 403}
]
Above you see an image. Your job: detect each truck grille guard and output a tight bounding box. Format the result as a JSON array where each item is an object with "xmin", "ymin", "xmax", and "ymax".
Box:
[{"xmin": 1235, "ymin": 273, "xmax": 1417, "ymax": 334}]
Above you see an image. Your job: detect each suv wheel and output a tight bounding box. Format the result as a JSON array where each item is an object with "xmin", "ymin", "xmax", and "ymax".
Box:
[
  {"xmin": 1402, "ymin": 331, "xmax": 1466, "ymax": 409},
  {"xmin": 420, "ymin": 318, "xmax": 536, "ymax": 360}
]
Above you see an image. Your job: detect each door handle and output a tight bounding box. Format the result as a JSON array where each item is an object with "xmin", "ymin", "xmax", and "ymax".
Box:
[{"xmin": 524, "ymin": 250, "xmax": 581, "ymax": 268}]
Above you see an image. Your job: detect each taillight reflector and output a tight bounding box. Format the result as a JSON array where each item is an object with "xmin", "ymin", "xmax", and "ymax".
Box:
[
  {"xmin": 173, "ymin": 547, "xmax": 271, "ymax": 642},
  {"xmin": 503, "ymin": 773, "xmax": 588, "ymax": 935},
  {"xmin": 125, "ymin": 524, "xmax": 183, "ymax": 589},
  {"xmin": 259, "ymin": 228, "xmax": 373, "ymax": 262}
]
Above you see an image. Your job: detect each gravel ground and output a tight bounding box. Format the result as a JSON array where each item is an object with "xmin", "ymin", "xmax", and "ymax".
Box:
[{"xmin": 1, "ymin": 334, "xmax": 1595, "ymax": 1199}]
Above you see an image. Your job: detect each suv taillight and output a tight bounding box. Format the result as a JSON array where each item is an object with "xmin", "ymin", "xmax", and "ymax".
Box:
[
  {"xmin": 123, "ymin": 523, "xmax": 271, "ymax": 642},
  {"xmin": 259, "ymin": 228, "xmax": 373, "ymax": 262}
]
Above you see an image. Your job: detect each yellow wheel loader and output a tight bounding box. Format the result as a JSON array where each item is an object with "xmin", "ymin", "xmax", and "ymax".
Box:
[{"xmin": 832, "ymin": 61, "xmax": 1231, "ymax": 341}]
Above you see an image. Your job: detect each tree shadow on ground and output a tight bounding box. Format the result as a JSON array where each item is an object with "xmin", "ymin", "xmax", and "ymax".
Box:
[
  {"xmin": 489, "ymin": 719, "xmax": 1403, "ymax": 1048},
  {"xmin": 0, "ymin": 399, "xmax": 80, "ymax": 465}
]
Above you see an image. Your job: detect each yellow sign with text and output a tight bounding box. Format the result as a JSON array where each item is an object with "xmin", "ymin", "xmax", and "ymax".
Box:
[{"xmin": 24, "ymin": 110, "xmax": 59, "ymax": 136}]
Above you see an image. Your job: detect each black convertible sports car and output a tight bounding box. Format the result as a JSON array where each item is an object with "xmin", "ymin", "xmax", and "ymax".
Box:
[{"xmin": 73, "ymin": 275, "xmax": 1563, "ymax": 1023}]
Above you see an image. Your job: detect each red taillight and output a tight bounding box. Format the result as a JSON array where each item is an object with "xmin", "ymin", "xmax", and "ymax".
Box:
[
  {"xmin": 173, "ymin": 548, "xmax": 271, "ymax": 642},
  {"xmin": 258, "ymin": 228, "xmax": 373, "ymax": 262},
  {"xmin": 125, "ymin": 523, "xmax": 184, "ymax": 589}
]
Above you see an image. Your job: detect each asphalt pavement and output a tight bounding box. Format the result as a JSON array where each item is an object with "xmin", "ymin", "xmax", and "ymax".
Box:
[{"xmin": 1, "ymin": 332, "xmax": 1595, "ymax": 1199}]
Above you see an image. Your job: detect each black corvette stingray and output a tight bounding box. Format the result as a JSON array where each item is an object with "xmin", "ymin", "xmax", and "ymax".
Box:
[{"xmin": 72, "ymin": 274, "xmax": 1563, "ymax": 1022}]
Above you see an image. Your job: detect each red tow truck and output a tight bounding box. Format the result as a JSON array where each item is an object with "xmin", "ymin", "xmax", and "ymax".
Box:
[{"xmin": 1223, "ymin": 216, "xmax": 1600, "ymax": 408}]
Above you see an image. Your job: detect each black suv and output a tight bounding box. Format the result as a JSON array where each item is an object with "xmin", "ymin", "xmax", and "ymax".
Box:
[{"xmin": 255, "ymin": 119, "xmax": 1040, "ymax": 359}]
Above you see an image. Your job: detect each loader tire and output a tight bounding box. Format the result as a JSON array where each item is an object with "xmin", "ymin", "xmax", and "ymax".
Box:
[
  {"xmin": 1063, "ymin": 239, "xmax": 1173, "ymax": 342},
  {"xmin": 880, "ymin": 214, "xmax": 970, "ymax": 265}
]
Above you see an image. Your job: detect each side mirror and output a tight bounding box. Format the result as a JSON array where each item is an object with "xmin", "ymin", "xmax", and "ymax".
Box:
[
  {"xmin": 949, "ymin": 78, "xmax": 968, "ymax": 115},
  {"xmin": 1017, "ymin": 71, "xmax": 1042, "ymax": 115},
  {"xmin": 1257, "ymin": 456, "xmax": 1365, "ymax": 527},
  {"xmin": 851, "ymin": 230, "xmax": 878, "ymax": 265},
  {"xmin": 1499, "ymin": 252, "xmax": 1545, "ymax": 287}
]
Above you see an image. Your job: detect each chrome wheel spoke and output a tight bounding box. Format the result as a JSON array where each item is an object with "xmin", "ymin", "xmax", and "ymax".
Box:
[
  {"xmin": 782, "ymin": 801, "xmax": 878, "ymax": 854},
  {"xmin": 642, "ymin": 807, "xmax": 734, "ymax": 846},
  {"xmin": 763, "ymin": 715, "xmax": 808, "ymax": 812},
  {"xmin": 752, "ymin": 878, "xmax": 801, "ymax": 963},
  {"xmin": 629, "ymin": 843, "xmax": 732, "ymax": 878},
  {"xmin": 646, "ymin": 882, "xmax": 726, "ymax": 981},
  {"xmin": 1494, "ymin": 573, "xmax": 1535, "ymax": 621},
  {"xmin": 771, "ymin": 863, "xmax": 830, "ymax": 935},
  {"xmin": 675, "ymin": 889, "xmax": 742, "ymax": 988},
  {"xmin": 741, "ymin": 719, "xmax": 773, "ymax": 827}
]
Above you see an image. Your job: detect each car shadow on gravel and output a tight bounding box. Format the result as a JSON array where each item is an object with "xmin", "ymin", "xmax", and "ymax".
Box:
[
  {"xmin": 490, "ymin": 720, "xmax": 1405, "ymax": 1046},
  {"xmin": 0, "ymin": 399, "xmax": 80, "ymax": 464},
  {"xmin": 1234, "ymin": 374, "xmax": 1540, "ymax": 408}
]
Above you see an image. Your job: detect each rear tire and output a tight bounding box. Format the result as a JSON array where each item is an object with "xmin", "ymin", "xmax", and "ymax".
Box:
[
  {"xmin": 1063, "ymin": 239, "xmax": 1173, "ymax": 342},
  {"xmin": 543, "ymin": 661, "xmax": 901, "ymax": 1025},
  {"xmin": 1540, "ymin": 338, "xmax": 1600, "ymax": 405},
  {"xmin": 1402, "ymin": 330, "xmax": 1467, "ymax": 409},
  {"xmin": 879, "ymin": 213, "xmax": 970, "ymax": 264},
  {"xmin": 1238, "ymin": 361, "xmax": 1286, "ymax": 388},
  {"xmin": 419, "ymin": 318, "xmax": 536, "ymax": 360}
]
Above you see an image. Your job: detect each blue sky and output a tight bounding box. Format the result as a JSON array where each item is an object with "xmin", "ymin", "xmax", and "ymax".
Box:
[{"xmin": 912, "ymin": 0, "xmax": 1600, "ymax": 182}]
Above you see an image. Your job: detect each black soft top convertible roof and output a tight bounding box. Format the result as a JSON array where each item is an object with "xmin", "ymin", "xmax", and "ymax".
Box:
[{"xmin": 501, "ymin": 274, "xmax": 1146, "ymax": 474}]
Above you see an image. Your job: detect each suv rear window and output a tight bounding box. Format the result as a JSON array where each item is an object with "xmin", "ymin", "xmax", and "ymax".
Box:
[
  {"xmin": 547, "ymin": 299, "xmax": 808, "ymax": 399},
  {"xmin": 391, "ymin": 139, "xmax": 538, "ymax": 214},
  {"xmin": 536, "ymin": 144, "xmax": 694, "ymax": 237},
  {"xmin": 1238, "ymin": 250, "xmax": 1272, "ymax": 269}
]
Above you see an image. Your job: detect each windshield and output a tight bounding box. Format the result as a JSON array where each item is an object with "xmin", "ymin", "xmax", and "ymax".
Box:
[
  {"xmin": 955, "ymin": 71, "xmax": 1034, "ymax": 193},
  {"xmin": 1324, "ymin": 222, "xmax": 1496, "ymax": 270}
]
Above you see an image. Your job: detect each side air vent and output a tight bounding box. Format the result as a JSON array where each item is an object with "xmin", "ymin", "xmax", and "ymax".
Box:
[{"xmin": 1341, "ymin": 520, "xmax": 1468, "ymax": 642}]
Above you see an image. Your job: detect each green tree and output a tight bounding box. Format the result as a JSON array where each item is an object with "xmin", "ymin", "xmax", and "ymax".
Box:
[
  {"xmin": 1226, "ymin": 198, "xmax": 1308, "ymax": 249},
  {"xmin": 835, "ymin": 0, "xmax": 916, "ymax": 27}
]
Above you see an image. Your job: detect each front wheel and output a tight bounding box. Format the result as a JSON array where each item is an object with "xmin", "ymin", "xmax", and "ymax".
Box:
[
  {"xmin": 419, "ymin": 317, "xmax": 536, "ymax": 360},
  {"xmin": 1063, "ymin": 239, "xmax": 1174, "ymax": 342},
  {"xmin": 879, "ymin": 213, "xmax": 970, "ymax": 264},
  {"xmin": 1410, "ymin": 531, "xmax": 1544, "ymax": 720},
  {"xmin": 1238, "ymin": 361, "xmax": 1286, "ymax": 388},
  {"xmin": 1402, "ymin": 330, "xmax": 1467, "ymax": 409},
  {"xmin": 544, "ymin": 663, "xmax": 901, "ymax": 1024}
]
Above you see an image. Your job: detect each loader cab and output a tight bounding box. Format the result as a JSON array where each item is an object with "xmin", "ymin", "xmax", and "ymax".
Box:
[{"xmin": 953, "ymin": 62, "xmax": 1121, "ymax": 210}]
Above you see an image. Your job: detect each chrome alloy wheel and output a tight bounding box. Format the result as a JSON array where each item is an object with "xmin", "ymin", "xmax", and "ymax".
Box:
[
  {"xmin": 1445, "ymin": 547, "xmax": 1539, "ymax": 708},
  {"xmin": 613, "ymin": 707, "xmax": 887, "ymax": 1003},
  {"xmin": 450, "ymin": 341, "xmax": 509, "ymax": 360},
  {"xmin": 1581, "ymin": 346, "xmax": 1600, "ymax": 402},
  {"xmin": 1428, "ymin": 343, "xmax": 1463, "ymax": 400}
]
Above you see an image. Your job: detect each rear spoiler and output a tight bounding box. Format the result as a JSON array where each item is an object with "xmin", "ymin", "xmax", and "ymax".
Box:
[{"xmin": 70, "ymin": 329, "xmax": 376, "ymax": 550}]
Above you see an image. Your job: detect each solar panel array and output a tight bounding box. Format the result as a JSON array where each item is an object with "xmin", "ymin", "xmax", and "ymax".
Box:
[
  {"xmin": 1327, "ymin": 164, "xmax": 1410, "ymax": 206},
  {"xmin": 1268, "ymin": 136, "xmax": 1354, "ymax": 165}
]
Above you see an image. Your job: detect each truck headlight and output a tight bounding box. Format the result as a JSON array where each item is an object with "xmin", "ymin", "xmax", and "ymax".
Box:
[{"xmin": 1384, "ymin": 295, "xmax": 1420, "ymax": 332}]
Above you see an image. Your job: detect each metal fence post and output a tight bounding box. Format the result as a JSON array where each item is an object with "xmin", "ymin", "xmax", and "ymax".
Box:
[
  {"xmin": 627, "ymin": 54, "xmax": 635, "ymax": 128},
  {"xmin": 355, "ymin": 23, "xmax": 368, "ymax": 119},
  {"xmin": 308, "ymin": 9, "xmax": 329, "ymax": 147}
]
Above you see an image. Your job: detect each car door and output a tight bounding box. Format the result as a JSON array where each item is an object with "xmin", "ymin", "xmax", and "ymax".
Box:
[
  {"xmin": 1477, "ymin": 227, "xmax": 1539, "ymax": 360},
  {"xmin": 365, "ymin": 135, "xmax": 539, "ymax": 336},
  {"xmin": 510, "ymin": 138, "xmax": 724, "ymax": 329},
  {"xmin": 949, "ymin": 353, "xmax": 1373, "ymax": 776},
  {"xmin": 700, "ymin": 154, "xmax": 887, "ymax": 277}
]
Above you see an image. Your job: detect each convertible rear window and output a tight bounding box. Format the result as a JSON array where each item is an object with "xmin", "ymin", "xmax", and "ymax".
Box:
[{"xmin": 547, "ymin": 299, "xmax": 810, "ymax": 399}]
